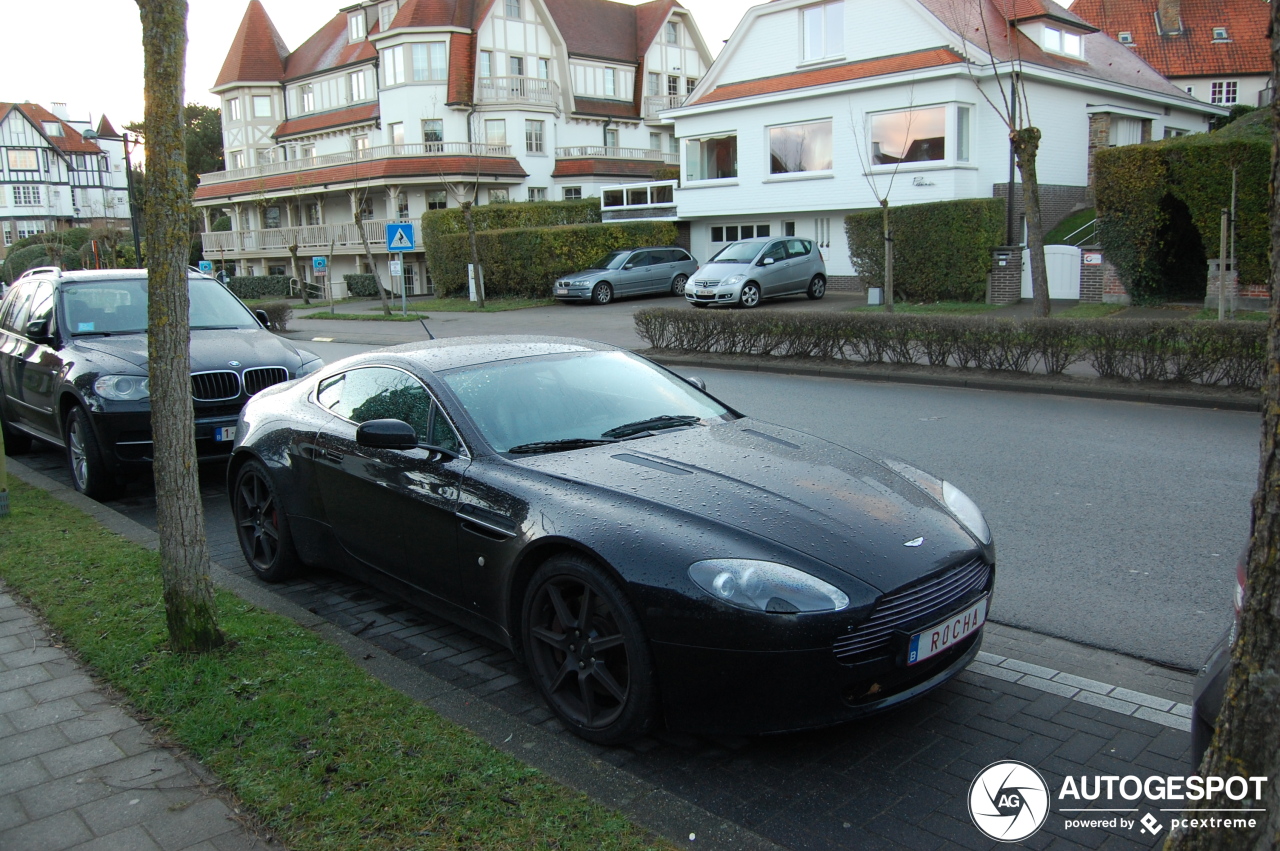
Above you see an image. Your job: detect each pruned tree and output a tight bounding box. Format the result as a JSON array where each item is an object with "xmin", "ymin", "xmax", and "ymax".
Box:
[
  {"xmin": 136, "ymin": 0, "xmax": 224, "ymax": 652},
  {"xmin": 348, "ymin": 186, "xmax": 393, "ymax": 316}
]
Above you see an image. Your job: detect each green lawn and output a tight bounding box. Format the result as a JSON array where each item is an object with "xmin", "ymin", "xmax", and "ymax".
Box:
[
  {"xmin": 1043, "ymin": 208, "xmax": 1096, "ymax": 245},
  {"xmin": 1054, "ymin": 303, "xmax": 1127, "ymax": 319},
  {"xmin": 301, "ymin": 311, "xmax": 431, "ymax": 321},
  {"xmin": 0, "ymin": 481, "xmax": 670, "ymax": 851},
  {"xmin": 402, "ymin": 297, "xmax": 556, "ymax": 312},
  {"xmin": 849, "ymin": 301, "xmax": 1003, "ymax": 315},
  {"xmin": 1188, "ymin": 309, "xmax": 1269, "ymax": 322}
]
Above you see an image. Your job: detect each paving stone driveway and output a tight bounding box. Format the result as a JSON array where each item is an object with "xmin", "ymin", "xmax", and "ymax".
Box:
[{"xmin": 18, "ymin": 444, "xmax": 1198, "ymax": 851}]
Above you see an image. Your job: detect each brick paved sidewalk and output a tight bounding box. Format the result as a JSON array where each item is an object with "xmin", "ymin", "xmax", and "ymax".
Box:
[{"xmin": 0, "ymin": 588, "xmax": 275, "ymax": 851}]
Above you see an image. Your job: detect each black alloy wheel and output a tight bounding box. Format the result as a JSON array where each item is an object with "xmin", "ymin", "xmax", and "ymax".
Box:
[
  {"xmin": 233, "ymin": 461, "xmax": 301, "ymax": 582},
  {"xmin": 523, "ymin": 555, "xmax": 655, "ymax": 744},
  {"xmin": 807, "ymin": 274, "xmax": 827, "ymax": 300},
  {"xmin": 591, "ymin": 282, "xmax": 614, "ymax": 305},
  {"xmin": 671, "ymin": 273, "xmax": 689, "ymax": 296},
  {"xmin": 65, "ymin": 407, "xmax": 114, "ymax": 499},
  {"xmin": 738, "ymin": 282, "xmax": 761, "ymax": 308}
]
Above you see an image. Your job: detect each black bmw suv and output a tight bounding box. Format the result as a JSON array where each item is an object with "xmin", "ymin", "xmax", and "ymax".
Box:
[{"xmin": 0, "ymin": 268, "xmax": 322, "ymax": 498}]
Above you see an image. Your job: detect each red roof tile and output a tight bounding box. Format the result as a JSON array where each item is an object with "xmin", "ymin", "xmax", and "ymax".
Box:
[
  {"xmin": 692, "ymin": 48, "xmax": 966, "ymax": 105},
  {"xmin": 215, "ymin": 0, "xmax": 290, "ymax": 87},
  {"xmin": 573, "ymin": 97, "xmax": 640, "ymax": 119},
  {"xmin": 95, "ymin": 115, "xmax": 122, "ymax": 139},
  {"xmin": 3, "ymin": 103, "xmax": 105, "ymax": 154},
  {"xmin": 282, "ymin": 13, "xmax": 378, "ymax": 81},
  {"xmin": 1070, "ymin": 0, "xmax": 1269, "ymax": 77},
  {"xmin": 551, "ymin": 158, "xmax": 668, "ymax": 178},
  {"xmin": 194, "ymin": 156, "xmax": 528, "ymax": 200},
  {"xmin": 544, "ymin": 0, "xmax": 639, "ymax": 62},
  {"xmin": 447, "ymin": 32, "xmax": 477, "ymax": 104},
  {"xmin": 389, "ymin": 0, "xmax": 480, "ymax": 29},
  {"xmin": 273, "ymin": 104, "xmax": 380, "ymax": 139}
]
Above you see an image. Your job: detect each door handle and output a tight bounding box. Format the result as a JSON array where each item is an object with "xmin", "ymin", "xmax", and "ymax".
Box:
[{"xmin": 324, "ymin": 449, "xmax": 344, "ymax": 463}]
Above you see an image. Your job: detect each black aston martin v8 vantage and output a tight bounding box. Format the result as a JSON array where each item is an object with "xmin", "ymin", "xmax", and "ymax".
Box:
[{"xmin": 229, "ymin": 336, "xmax": 995, "ymax": 743}]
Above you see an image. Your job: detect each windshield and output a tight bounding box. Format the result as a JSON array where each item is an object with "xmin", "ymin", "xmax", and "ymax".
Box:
[
  {"xmin": 708, "ymin": 241, "xmax": 764, "ymax": 264},
  {"xmin": 586, "ymin": 251, "xmax": 629, "ymax": 271},
  {"xmin": 62, "ymin": 277, "xmax": 260, "ymax": 336},
  {"xmin": 442, "ymin": 351, "xmax": 731, "ymax": 453}
]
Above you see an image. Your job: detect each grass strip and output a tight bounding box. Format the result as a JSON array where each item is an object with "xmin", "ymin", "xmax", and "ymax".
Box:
[
  {"xmin": 1054, "ymin": 303, "xmax": 1128, "ymax": 319},
  {"xmin": 301, "ymin": 311, "xmax": 432, "ymax": 322},
  {"xmin": 0, "ymin": 480, "xmax": 668, "ymax": 851},
  {"xmin": 848, "ymin": 301, "xmax": 1003, "ymax": 315},
  {"xmin": 1188, "ymin": 309, "xmax": 1268, "ymax": 322},
  {"xmin": 400, "ymin": 298, "xmax": 557, "ymax": 313}
]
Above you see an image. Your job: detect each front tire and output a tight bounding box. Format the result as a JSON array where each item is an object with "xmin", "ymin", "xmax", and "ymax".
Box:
[
  {"xmin": 591, "ymin": 282, "xmax": 614, "ymax": 305},
  {"xmin": 65, "ymin": 407, "xmax": 114, "ymax": 500},
  {"xmin": 232, "ymin": 460, "xmax": 301, "ymax": 582},
  {"xmin": 738, "ymin": 282, "xmax": 761, "ymax": 308},
  {"xmin": 671, "ymin": 273, "xmax": 688, "ymax": 296},
  {"xmin": 522, "ymin": 554, "xmax": 656, "ymax": 744},
  {"xmin": 807, "ymin": 274, "xmax": 827, "ymax": 300}
]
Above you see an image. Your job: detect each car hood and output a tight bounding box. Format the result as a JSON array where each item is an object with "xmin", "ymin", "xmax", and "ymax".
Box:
[
  {"xmin": 693, "ymin": 261, "xmax": 751, "ymax": 282},
  {"xmin": 73, "ymin": 328, "xmax": 308, "ymax": 372},
  {"xmin": 558, "ymin": 270, "xmax": 607, "ymax": 283},
  {"xmin": 516, "ymin": 419, "xmax": 983, "ymax": 593}
]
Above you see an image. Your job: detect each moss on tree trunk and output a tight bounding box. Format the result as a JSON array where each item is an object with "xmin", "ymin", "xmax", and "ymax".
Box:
[{"xmin": 1011, "ymin": 127, "xmax": 1050, "ymax": 318}]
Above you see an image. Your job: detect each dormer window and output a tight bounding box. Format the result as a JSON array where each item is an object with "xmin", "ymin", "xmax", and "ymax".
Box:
[
  {"xmin": 41, "ymin": 121, "xmax": 64, "ymax": 137},
  {"xmin": 1118, "ymin": 31, "xmax": 1133, "ymax": 44},
  {"xmin": 1212, "ymin": 26, "xmax": 1229, "ymax": 41},
  {"xmin": 348, "ymin": 12, "xmax": 366, "ymax": 42},
  {"xmin": 505, "ymin": 0, "xmax": 520, "ymax": 18},
  {"xmin": 379, "ymin": 2, "xmax": 397, "ymax": 32},
  {"xmin": 1043, "ymin": 26, "xmax": 1083, "ymax": 58},
  {"xmin": 802, "ymin": 1, "xmax": 844, "ymax": 62},
  {"xmin": 665, "ymin": 21, "xmax": 678, "ymax": 43}
]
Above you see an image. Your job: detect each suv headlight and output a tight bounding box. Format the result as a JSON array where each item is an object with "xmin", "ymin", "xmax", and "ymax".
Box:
[
  {"xmin": 689, "ymin": 559, "xmax": 849, "ymax": 613},
  {"xmin": 93, "ymin": 374, "xmax": 150, "ymax": 401}
]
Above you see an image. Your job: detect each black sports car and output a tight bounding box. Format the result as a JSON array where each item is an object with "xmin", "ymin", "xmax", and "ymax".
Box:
[
  {"xmin": 229, "ymin": 336, "xmax": 995, "ymax": 743},
  {"xmin": 0, "ymin": 269, "xmax": 323, "ymax": 498}
]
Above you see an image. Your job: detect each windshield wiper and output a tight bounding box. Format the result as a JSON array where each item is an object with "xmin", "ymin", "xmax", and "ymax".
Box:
[
  {"xmin": 602, "ymin": 415, "xmax": 702, "ymax": 440},
  {"xmin": 508, "ymin": 437, "xmax": 619, "ymax": 455}
]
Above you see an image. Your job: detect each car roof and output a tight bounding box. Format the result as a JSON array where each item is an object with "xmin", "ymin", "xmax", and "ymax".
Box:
[
  {"xmin": 346, "ymin": 335, "xmax": 621, "ymax": 374},
  {"xmin": 16, "ymin": 269, "xmax": 218, "ymax": 286}
]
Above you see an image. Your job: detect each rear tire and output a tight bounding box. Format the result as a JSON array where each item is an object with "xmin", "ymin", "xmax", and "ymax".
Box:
[
  {"xmin": 591, "ymin": 283, "xmax": 614, "ymax": 305},
  {"xmin": 65, "ymin": 407, "xmax": 115, "ymax": 500},
  {"xmin": 232, "ymin": 460, "xmax": 302, "ymax": 582},
  {"xmin": 671, "ymin": 274, "xmax": 688, "ymax": 296},
  {"xmin": 806, "ymin": 274, "xmax": 827, "ymax": 300}
]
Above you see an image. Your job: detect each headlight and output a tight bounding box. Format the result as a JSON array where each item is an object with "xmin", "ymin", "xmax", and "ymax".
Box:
[
  {"xmin": 93, "ymin": 374, "xmax": 149, "ymax": 401},
  {"xmin": 724, "ymin": 274, "xmax": 746, "ymax": 287},
  {"xmin": 688, "ymin": 559, "xmax": 849, "ymax": 613},
  {"xmin": 883, "ymin": 460, "xmax": 992, "ymax": 545},
  {"xmin": 295, "ymin": 357, "xmax": 324, "ymax": 378}
]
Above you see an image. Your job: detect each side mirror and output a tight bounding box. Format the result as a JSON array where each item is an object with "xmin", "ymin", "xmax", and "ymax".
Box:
[
  {"xmin": 761, "ymin": 257, "xmax": 775, "ymax": 266},
  {"xmin": 685, "ymin": 376, "xmax": 707, "ymax": 391},
  {"xmin": 623, "ymin": 263, "xmax": 635, "ymax": 270},
  {"xmin": 356, "ymin": 418, "xmax": 418, "ymax": 450},
  {"xmin": 26, "ymin": 319, "xmax": 53, "ymax": 344},
  {"xmin": 254, "ymin": 309, "xmax": 271, "ymax": 329}
]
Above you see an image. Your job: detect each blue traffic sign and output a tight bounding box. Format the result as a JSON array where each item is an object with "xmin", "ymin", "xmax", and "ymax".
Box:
[
  {"xmin": 198, "ymin": 260, "xmax": 213, "ymax": 273},
  {"xmin": 312, "ymin": 256, "xmax": 328, "ymax": 271},
  {"xmin": 386, "ymin": 223, "xmax": 415, "ymax": 252}
]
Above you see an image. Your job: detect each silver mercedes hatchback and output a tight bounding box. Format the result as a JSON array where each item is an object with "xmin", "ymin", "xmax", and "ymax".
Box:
[
  {"xmin": 685, "ymin": 237, "xmax": 826, "ymax": 308},
  {"xmin": 553, "ymin": 247, "xmax": 698, "ymax": 305}
]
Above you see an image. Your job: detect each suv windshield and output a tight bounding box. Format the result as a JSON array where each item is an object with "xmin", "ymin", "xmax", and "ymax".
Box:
[
  {"xmin": 709, "ymin": 241, "xmax": 764, "ymax": 264},
  {"xmin": 586, "ymin": 251, "xmax": 629, "ymax": 271},
  {"xmin": 442, "ymin": 350, "xmax": 732, "ymax": 453},
  {"xmin": 63, "ymin": 277, "xmax": 259, "ymax": 336}
]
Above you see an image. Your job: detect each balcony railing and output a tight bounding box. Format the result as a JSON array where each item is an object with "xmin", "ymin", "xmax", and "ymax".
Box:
[
  {"xmin": 476, "ymin": 76, "xmax": 560, "ymax": 106},
  {"xmin": 643, "ymin": 95, "xmax": 686, "ymax": 119},
  {"xmin": 198, "ymin": 142, "xmax": 515, "ymax": 187},
  {"xmin": 555, "ymin": 146, "xmax": 679, "ymax": 165},
  {"xmin": 201, "ymin": 218, "xmax": 420, "ymax": 255}
]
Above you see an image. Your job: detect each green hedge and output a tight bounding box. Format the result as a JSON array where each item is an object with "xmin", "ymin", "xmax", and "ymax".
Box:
[
  {"xmin": 253, "ymin": 300, "xmax": 293, "ymax": 332},
  {"xmin": 1095, "ymin": 131, "xmax": 1268, "ymax": 303},
  {"xmin": 844, "ymin": 198, "xmax": 1005, "ymax": 303},
  {"xmin": 428, "ymin": 221, "xmax": 678, "ymax": 298},
  {"xmin": 634, "ymin": 308, "xmax": 1265, "ymax": 387},
  {"xmin": 421, "ymin": 199, "xmax": 601, "ymax": 238},
  {"xmin": 227, "ymin": 275, "xmax": 291, "ymax": 299},
  {"xmin": 342, "ymin": 273, "xmax": 386, "ymax": 297}
]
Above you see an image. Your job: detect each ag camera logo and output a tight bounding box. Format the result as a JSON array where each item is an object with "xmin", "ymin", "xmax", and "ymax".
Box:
[{"xmin": 969, "ymin": 760, "xmax": 1051, "ymax": 842}]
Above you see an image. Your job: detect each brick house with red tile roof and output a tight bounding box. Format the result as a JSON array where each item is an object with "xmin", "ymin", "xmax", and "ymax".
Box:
[
  {"xmin": 195, "ymin": 0, "xmax": 711, "ymax": 291},
  {"xmin": 0, "ymin": 103, "xmax": 133, "ymax": 262},
  {"xmin": 1069, "ymin": 0, "xmax": 1270, "ymax": 108},
  {"xmin": 608, "ymin": 0, "xmax": 1219, "ymax": 297}
]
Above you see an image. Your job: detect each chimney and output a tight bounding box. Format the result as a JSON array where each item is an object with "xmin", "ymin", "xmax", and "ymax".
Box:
[
  {"xmin": 1156, "ymin": 0, "xmax": 1182, "ymax": 36},
  {"xmin": 51, "ymin": 102, "xmax": 70, "ymax": 120}
]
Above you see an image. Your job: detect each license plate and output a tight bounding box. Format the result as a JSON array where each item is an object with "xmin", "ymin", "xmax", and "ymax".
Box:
[
  {"xmin": 698, "ymin": 289, "xmax": 715, "ymax": 296},
  {"xmin": 908, "ymin": 596, "xmax": 987, "ymax": 665},
  {"xmin": 214, "ymin": 426, "xmax": 237, "ymax": 442}
]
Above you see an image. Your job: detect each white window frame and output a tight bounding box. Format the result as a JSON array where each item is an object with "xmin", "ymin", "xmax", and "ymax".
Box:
[
  {"xmin": 479, "ymin": 51, "xmax": 493, "ymax": 78},
  {"xmin": 525, "ymin": 119, "xmax": 545, "ymax": 154},
  {"xmin": 485, "ymin": 119, "xmax": 507, "ymax": 146},
  {"xmin": 379, "ymin": 2, "xmax": 397, "ymax": 32},
  {"xmin": 505, "ymin": 0, "xmax": 520, "ymax": 17},
  {"xmin": 348, "ymin": 11, "xmax": 366, "ymax": 41},
  {"xmin": 42, "ymin": 121, "xmax": 64, "ymax": 137},
  {"xmin": 384, "ymin": 47, "xmax": 406, "ymax": 86},
  {"xmin": 300, "ymin": 84, "xmax": 315, "ymax": 113},
  {"xmin": 1210, "ymin": 81, "xmax": 1238, "ymax": 105},
  {"xmin": 766, "ymin": 119, "xmax": 833, "ymax": 176},
  {"xmin": 423, "ymin": 119, "xmax": 444, "ymax": 145},
  {"xmin": 350, "ymin": 70, "xmax": 367, "ymax": 101},
  {"xmin": 604, "ymin": 68, "xmax": 616, "ymax": 97},
  {"xmin": 867, "ymin": 103, "xmax": 970, "ymax": 170},
  {"xmin": 13, "ymin": 185, "xmax": 41, "ymax": 206},
  {"xmin": 684, "ymin": 133, "xmax": 738, "ymax": 182},
  {"xmin": 226, "ymin": 97, "xmax": 241, "ymax": 121},
  {"xmin": 528, "ymin": 187, "xmax": 547, "ymax": 201},
  {"xmin": 389, "ymin": 122, "xmax": 405, "ymax": 146},
  {"xmin": 562, "ymin": 186, "xmax": 582, "ymax": 200},
  {"xmin": 665, "ymin": 21, "xmax": 678, "ymax": 44},
  {"xmin": 412, "ymin": 42, "xmax": 448, "ymax": 81},
  {"xmin": 801, "ymin": 1, "xmax": 844, "ymax": 63},
  {"xmin": 252, "ymin": 95, "xmax": 272, "ymax": 118},
  {"xmin": 7, "ymin": 150, "xmax": 38, "ymax": 171}
]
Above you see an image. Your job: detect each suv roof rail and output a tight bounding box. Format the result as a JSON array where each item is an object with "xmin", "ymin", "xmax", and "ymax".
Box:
[{"xmin": 17, "ymin": 266, "xmax": 62, "ymax": 281}]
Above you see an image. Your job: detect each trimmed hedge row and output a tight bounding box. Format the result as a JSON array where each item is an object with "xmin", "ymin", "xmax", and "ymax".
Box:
[
  {"xmin": 254, "ymin": 301, "xmax": 293, "ymax": 332},
  {"xmin": 227, "ymin": 275, "xmax": 291, "ymax": 299},
  {"xmin": 342, "ymin": 274, "xmax": 385, "ymax": 297},
  {"xmin": 429, "ymin": 221, "xmax": 678, "ymax": 298},
  {"xmin": 421, "ymin": 199, "xmax": 601, "ymax": 238},
  {"xmin": 844, "ymin": 198, "xmax": 1005, "ymax": 303},
  {"xmin": 634, "ymin": 309, "xmax": 1265, "ymax": 387}
]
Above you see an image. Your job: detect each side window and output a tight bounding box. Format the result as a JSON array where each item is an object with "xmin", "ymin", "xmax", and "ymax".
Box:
[
  {"xmin": 1, "ymin": 283, "xmax": 35, "ymax": 334},
  {"xmin": 670, "ymin": 250, "xmax": 691, "ymax": 263},
  {"xmin": 321, "ymin": 366, "xmax": 461, "ymax": 451},
  {"xmin": 786, "ymin": 239, "xmax": 812, "ymax": 259},
  {"xmin": 627, "ymin": 251, "xmax": 650, "ymax": 268},
  {"xmin": 28, "ymin": 282, "xmax": 55, "ymax": 328},
  {"xmin": 316, "ymin": 373, "xmax": 345, "ymax": 411},
  {"xmin": 428, "ymin": 407, "xmax": 461, "ymax": 452},
  {"xmin": 761, "ymin": 242, "xmax": 787, "ymax": 263}
]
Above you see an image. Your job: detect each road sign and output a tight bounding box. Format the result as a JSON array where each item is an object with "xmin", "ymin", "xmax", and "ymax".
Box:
[
  {"xmin": 389, "ymin": 260, "xmax": 403, "ymax": 276},
  {"xmin": 198, "ymin": 260, "xmax": 213, "ymax": 274},
  {"xmin": 312, "ymin": 256, "xmax": 328, "ymax": 271},
  {"xmin": 386, "ymin": 223, "xmax": 415, "ymax": 252}
]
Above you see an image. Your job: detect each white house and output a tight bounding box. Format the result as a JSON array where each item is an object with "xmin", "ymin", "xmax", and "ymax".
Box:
[
  {"xmin": 614, "ymin": 0, "xmax": 1222, "ymax": 288},
  {"xmin": 0, "ymin": 103, "xmax": 133, "ymax": 261},
  {"xmin": 194, "ymin": 0, "xmax": 712, "ymax": 291}
]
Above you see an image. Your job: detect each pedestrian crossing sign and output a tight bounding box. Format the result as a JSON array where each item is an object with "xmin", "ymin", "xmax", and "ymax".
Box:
[{"xmin": 386, "ymin": 223, "xmax": 415, "ymax": 252}]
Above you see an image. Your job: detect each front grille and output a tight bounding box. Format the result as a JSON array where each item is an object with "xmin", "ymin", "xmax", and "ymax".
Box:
[
  {"xmin": 243, "ymin": 366, "xmax": 289, "ymax": 396},
  {"xmin": 191, "ymin": 370, "xmax": 240, "ymax": 402},
  {"xmin": 833, "ymin": 558, "xmax": 991, "ymax": 662}
]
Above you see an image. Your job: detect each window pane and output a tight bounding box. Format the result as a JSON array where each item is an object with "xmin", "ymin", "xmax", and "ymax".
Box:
[
  {"xmin": 803, "ymin": 6, "xmax": 824, "ymax": 60},
  {"xmin": 686, "ymin": 135, "xmax": 737, "ymax": 180},
  {"xmin": 1044, "ymin": 27, "xmax": 1061, "ymax": 52},
  {"xmin": 252, "ymin": 96, "xmax": 271, "ymax": 117},
  {"xmin": 824, "ymin": 2, "xmax": 843, "ymax": 56},
  {"xmin": 485, "ymin": 119, "xmax": 506, "ymax": 145},
  {"xmin": 711, "ymin": 226, "xmax": 723, "ymax": 242},
  {"xmin": 769, "ymin": 120, "xmax": 833, "ymax": 173},
  {"xmin": 423, "ymin": 119, "xmax": 443, "ymax": 143},
  {"xmin": 726, "ymin": 226, "xmax": 739, "ymax": 241},
  {"xmin": 870, "ymin": 106, "xmax": 946, "ymax": 164},
  {"xmin": 757, "ymin": 224, "xmax": 770, "ymax": 237},
  {"xmin": 1062, "ymin": 32, "xmax": 1081, "ymax": 56},
  {"xmin": 957, "ymin": 106, "xmax": 970, "ymax": 162}
]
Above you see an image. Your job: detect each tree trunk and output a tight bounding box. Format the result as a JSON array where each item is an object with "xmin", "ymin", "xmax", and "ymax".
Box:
[
  {"xmin": 288, "ymin": 240, "xmax": 309, "ymax": 305},
  {"xmin": 1165, "ymin": 10, "xmax": 1280, "ymax": 847},
  {"xmin": 1011, "ymin": 126, "xmax": 1050, "ymax": 318},
  {"xmin": 136, "ymin": 0, "xmax": 223, "ymax": 653},
  {"xmin": 462, "ymin": 200, "xmax": 485, "ymax": 308},
  {"xmin": 881, "ymin": 199, "xmax": 894, "ymax": 313},
  {"xmin": 353, "ymin": 205, "xmax": 391, "ymax": 316}
]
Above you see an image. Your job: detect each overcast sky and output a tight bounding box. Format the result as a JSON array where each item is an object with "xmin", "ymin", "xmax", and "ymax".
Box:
[{"xmin": 5, "ymin": 0, "xmax": 759, "ymax": 130}]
